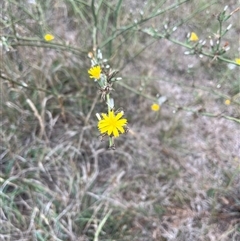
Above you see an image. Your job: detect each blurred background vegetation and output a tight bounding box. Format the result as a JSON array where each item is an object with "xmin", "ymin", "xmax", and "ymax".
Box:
[{"xmin": 1, "ymin": 0, "xmax": 240, "ymax": 240}]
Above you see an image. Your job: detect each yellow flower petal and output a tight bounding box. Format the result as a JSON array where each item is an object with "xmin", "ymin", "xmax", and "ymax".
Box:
[
  {"xmin": 151, "ymin": 103, "xmax": 160, "ymax": 111},
  {"xmin": 235, "ymin": 58, "xmax": 240, "ymax": 65},
  {"xmin": 117, "ymin": 126, "xmax": 125, "ymax": 134},
  {"xmin": 113, "ymin": 128, "xmax": 119, "ymax": 137},
  {"xmin": 189, "ymin": 32, "xmax": 199, "ymax": 42},
  {"xmin": 116, "ymin": 112, "xmax": 124, "ymax": 120},
  {"xmin": 88, "ymin": 66, "xmax": 101, "ymax": 79},
  {"xmin": 44, "ymin": 34, "xmax": 54, "ymax": 41}
]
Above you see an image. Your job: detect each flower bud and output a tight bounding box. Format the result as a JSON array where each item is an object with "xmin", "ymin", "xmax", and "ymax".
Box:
[
  {"xmin": 96, "ymin": 113, "xmax": 101, "ymax": 120},
  {"xmin": 224, "ymin": 5, "xmax": 228, "ymax": 12},
  {"xmin": 226, "ymin": 24, "xmax": 232, "ymax": 31},
  {"xmin": 210, "ymin": 39, "xmax": 214, "ymax": 46}
]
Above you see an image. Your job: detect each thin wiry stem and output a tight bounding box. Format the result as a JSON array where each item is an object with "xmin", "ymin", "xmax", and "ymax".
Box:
[
  {"xmin": 91, "ymin": 0, "xmax": 98, "ymax": 50},
  {"xmin": 117, "ymin": 81, "xmax": 240, "ymax": 124}
]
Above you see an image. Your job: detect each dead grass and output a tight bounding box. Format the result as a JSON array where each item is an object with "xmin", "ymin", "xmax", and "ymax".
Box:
[{"xmin": 1, "ymin": 0, "xmax": 240, "ymax": 240}]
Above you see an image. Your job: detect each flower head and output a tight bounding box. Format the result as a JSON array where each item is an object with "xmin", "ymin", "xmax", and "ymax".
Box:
[
  {"xmin": 88, "ymin": 65, "xmax": 101, "ymax": 80},
  {"xmin": 189, "ymin": 32, "xmax": 199, "ymax": 42},
  {"xmin": 225, "ymin": 99, "xmax": 231, "ymax": 105},
  {"xmin": 98, "ymin": 110, "xmax": 127, "ymax": 137},
  {"xmin": 44, "ymin": 34, "xmax": 54, "ymax": 41},
  {"xmin": 151, "ymin": 103, "xmax": 160, "ymax": 111},
  {"xmin": 235, "ymin": 58, "xmax": 240, "ymax": 65}
]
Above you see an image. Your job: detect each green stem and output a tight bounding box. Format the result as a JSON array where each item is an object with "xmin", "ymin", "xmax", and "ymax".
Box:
[
  {"xmin": 100, "ymin": 0, "xmax": 191, "ymax": 48},
  {"xmin": 142, "ymin": 30, "xmax": 239, "ymax": 66},
  {"xmin": 94, "ymin": 209, "xmax": 112, "ymax": 241},
  {"xmin": 217, "ymin": 18, "xmax": 223, "ymax": 51},
  {"xmin": 117, "ymin": 81, "xmax": 155, "ymax": 101},
  {"xmin": 93, "ymin": 27, "xmax": 97, "ymax": 50},
  {"xmin": 1, "ymin": 74, "xmax": 55, "ymax": 95},
  {"xmin": 106, "ymin": 93, "xmax": 113, "ymax": 148},
  {"xmin": 8, "ymin": 39, "xmax": 85, "ymax": 55},
  {"xmin": 91, "ymin": 0, "xmax": 98, "ymax": 50},
  {"xmin": 117, "ymin": 81, "xmax": 240, "ymax": 125},
  {"xmin": 123, "ymin": 76, "xmax": 240, "ymax": 106}
]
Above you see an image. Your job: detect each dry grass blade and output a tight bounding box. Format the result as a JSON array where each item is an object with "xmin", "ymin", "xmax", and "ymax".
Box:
[{"xmin": 26, "ymin": 98, "xmax": 47, "ymax": 140}]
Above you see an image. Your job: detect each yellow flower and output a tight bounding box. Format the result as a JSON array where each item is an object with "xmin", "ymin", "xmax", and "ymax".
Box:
[
  {"xmin": 224, "ymin": 99, "xmax": 231, "ymax": 105},
  {"xmin": 189, "ymin": 32, "xmax": 199, "ymax": 42},
  {"xmin": 44, "ymin": 34, "xmax": 54, "ymax": 41},
  {"xmin": 235, "ymin": 58, "xmax": 240, "ymax": 65},
  {"xmin": 88, "ymin": 65, "xmax": 101, "ymax": 79},
  {"xmin": 151, "ymin": 103, "xmax": 160, "ymax": 111},
  {"xmin": 98, "ymin": 110, "xmax": 127, "ymax": 137}
]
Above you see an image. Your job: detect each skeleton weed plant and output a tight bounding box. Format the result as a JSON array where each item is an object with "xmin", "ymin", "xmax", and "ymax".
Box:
[{"xmin": 88, "ymin": 50, "xmax": 128, "ymax": 150}]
